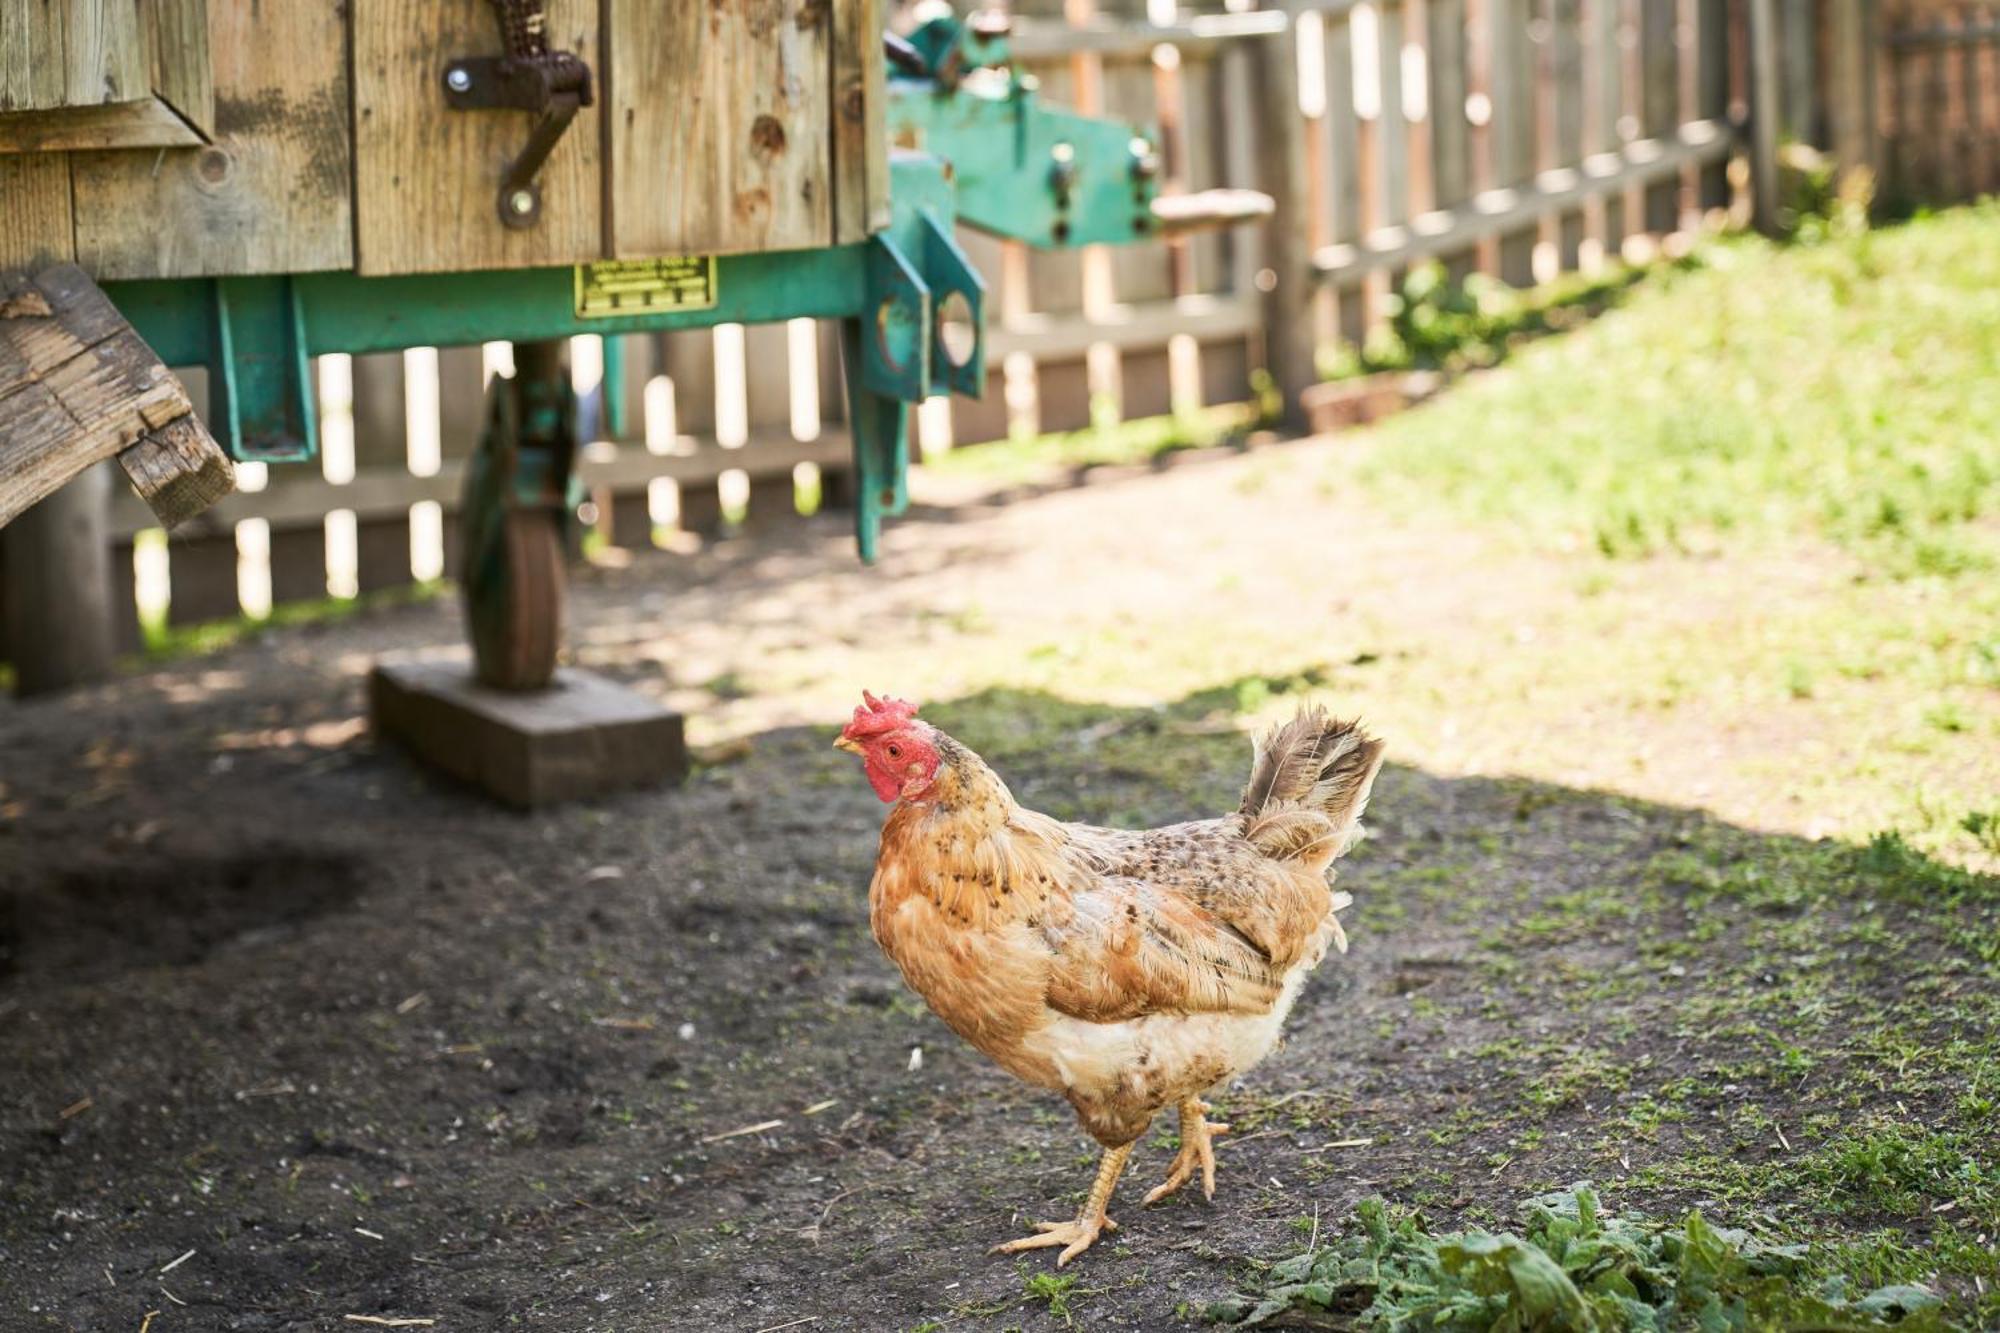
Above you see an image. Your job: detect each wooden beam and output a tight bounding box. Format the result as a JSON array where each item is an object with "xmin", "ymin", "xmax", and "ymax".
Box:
[
  {"xmin": 1, "ymin": 263, "xmax": 234, "ymax": 530},
  {"xmin": 1312, "ymin": 119, "xmax": 1735, "ymax": 282},
  {"xmin": 2, "ymin": 462, "xmax": 114, "ymax": 695},
  {"xmin": 0, "ymin": 96, "xmax": 205, "ymax": 152},
  {"xmin": 109, "ymin": 430, "xmax": 851, "ymax": 540}
]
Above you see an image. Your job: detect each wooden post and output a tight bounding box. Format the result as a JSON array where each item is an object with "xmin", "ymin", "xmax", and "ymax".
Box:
[
  {"xmin": 1252, "ymin": 16, "xmax": 1315, "ymax": 432},
  {"xmin": 1827, "ymin": 1, "xmax": 1880, "ymax": 194},
  {"xmin": 1748, "ymin": 0, "xmax": 1782, "ymax": 234},
  {"xmin": 3, "ymin": 463, "xmax": 115, "ymax": 695}
]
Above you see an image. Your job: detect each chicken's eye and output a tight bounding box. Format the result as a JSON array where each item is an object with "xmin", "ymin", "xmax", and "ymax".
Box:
[{"xmin": 887, "ymin": 744, "xmax": 902, "ymax": 759}]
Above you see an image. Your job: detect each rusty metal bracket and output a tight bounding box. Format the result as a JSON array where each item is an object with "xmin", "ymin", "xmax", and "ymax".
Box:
[{"xmin": 443, "ymin": 1, "xmax": 593, "ymax": 230}]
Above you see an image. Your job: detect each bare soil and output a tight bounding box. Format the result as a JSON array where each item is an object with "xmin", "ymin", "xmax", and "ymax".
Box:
[{"xmin": 1, "ymin": 437, "xmax": 1991, "ymax": 1331}]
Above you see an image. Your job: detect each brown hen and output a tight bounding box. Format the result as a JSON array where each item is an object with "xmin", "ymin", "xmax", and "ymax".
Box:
[{"xmin": 837, "ymin": 693, "xmax": 1385, "ymax": 1264}]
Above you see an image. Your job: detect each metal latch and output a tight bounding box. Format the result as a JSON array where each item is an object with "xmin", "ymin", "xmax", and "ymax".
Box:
[{"xmin": 443, "ymin": 0, "xmax": 594, "ymax": 230}]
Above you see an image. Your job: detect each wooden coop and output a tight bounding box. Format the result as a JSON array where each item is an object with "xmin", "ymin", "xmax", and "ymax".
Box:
[{"xmin": 1, "ymin": 1, "xmax": 1257, "ymax": 802}]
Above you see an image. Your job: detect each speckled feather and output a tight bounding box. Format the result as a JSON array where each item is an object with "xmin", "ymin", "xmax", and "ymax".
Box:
[{"xmin": 867, "ymin": 711, "xmax": 1385, "ymax": 1147}]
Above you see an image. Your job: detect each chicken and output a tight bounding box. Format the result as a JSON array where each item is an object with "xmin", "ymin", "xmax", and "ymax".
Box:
[{"xmin": 835, "ymin": 691, "xmax": 1385, "ymax": 1264}]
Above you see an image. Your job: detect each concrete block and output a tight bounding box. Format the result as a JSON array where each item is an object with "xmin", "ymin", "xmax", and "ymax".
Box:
[{"xmin": 371, "ymin": 660, "xmax": 687, "ymax": 808}]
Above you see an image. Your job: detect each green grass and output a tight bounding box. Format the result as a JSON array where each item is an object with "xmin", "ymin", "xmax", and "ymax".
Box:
[
  {"xmin": 924, "ymin": 401, "xmax": 1259, "ymax": 479},
  {"xmin": 1358, "ymin": 206, "xmax": 2000, "ymax": 577}
]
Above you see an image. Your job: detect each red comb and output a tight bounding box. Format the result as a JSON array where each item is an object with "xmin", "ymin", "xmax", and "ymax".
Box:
[{"xmin": 840, "ymin": 690, "xmax": 919, "ymax": 740}]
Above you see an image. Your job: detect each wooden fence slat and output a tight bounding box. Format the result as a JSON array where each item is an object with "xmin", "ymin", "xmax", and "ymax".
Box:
[
  {"xmin": 1640, "ymin": 0, "xmax": 1682, "ymax": 233},
  {"xmin": 1550, "ymin": 0, "xmax": 1588, "ymax": 268},
  {"xmin": 1253, "ymin": 16, "xmax": 1315, "ymax": 430},
  {"xmin": 350, "ymin": 351, "xmax": 412, "ymax": 595},
  {"xmin": 1490, "ymin": 0, "xmax": 1539, "ymax": 283},
  {"xmin": 1696, "ymin": 0, "xmax": 1732, "ymax": 208}
]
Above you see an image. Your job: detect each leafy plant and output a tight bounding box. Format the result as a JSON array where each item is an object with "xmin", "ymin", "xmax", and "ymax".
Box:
[{"xmin": 1208, "ymin": 1186, "xmax": 1949, "ymax": 1330}]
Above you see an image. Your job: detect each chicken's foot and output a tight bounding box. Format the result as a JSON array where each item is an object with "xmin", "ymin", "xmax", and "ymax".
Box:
[
  {"xmin": 992, "ymin": 1142, "xmax": 1132, "ymax": 1266},
  {"xmin": 1143, "ymin": 1098, "xmax": 1231, "ymax": 1205}
]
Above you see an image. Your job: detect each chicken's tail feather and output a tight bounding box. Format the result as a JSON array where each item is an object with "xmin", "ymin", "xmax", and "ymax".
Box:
[{"xmin": 1240, "ymin": 707, "xmax": 1385, "ymax": 864}]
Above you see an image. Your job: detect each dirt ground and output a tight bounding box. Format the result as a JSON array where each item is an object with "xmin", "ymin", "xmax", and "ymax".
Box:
[{"xmin": 2, "ymin": 435, "xmax": 1993, "ymax": 1331}]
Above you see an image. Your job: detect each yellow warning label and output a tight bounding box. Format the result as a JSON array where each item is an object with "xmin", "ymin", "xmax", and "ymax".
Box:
[{"xmin": 573, "ymin": 256, "xmax": 718, "ymax": 319}]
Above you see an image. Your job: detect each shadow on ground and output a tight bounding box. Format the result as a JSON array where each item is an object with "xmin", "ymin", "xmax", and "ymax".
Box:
[{"xmin": 2, "ymin": 666, "xmax": 1993, "ymax": 1332}]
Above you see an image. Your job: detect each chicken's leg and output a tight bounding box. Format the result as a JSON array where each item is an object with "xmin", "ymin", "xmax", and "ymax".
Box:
[
  {"xmin": 1143, "ymin": 1098, "xmax": 1231, "ymax": 1205},
  {"xmin": 992, "ymin": 1142, "xmax": 1132, "ymax": 1266}
]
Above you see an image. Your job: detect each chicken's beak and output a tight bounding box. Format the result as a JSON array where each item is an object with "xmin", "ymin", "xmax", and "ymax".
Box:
[{"xmin": 833, "ymin": 735, "xmax": 863, "ymax": 755}]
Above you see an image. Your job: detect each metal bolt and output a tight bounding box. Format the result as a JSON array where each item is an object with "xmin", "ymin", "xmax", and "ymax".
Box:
[
  {"xmin": 446, "ymin": 66, "xmax": 472, "ymax": 93},
  {"xmin": 507, "ymin": 188, "xmax": 537, "ymax": 217}
]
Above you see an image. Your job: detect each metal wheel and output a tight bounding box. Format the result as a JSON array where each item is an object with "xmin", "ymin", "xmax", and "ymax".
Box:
[
  {"xmin": 459, "ymin": 338, "xmax": 576, "ymax": 691},
  {"xmin": 467, "ymin": 507, "xmax": 565, "ymax": 690}
]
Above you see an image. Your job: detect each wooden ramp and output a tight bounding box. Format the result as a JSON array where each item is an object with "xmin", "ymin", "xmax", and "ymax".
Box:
[{"xmin": 0, "ymin": 262, "xmax": 233, "ymax": 530}]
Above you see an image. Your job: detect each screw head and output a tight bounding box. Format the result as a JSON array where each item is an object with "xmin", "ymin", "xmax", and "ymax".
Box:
[
  {"xmin": 507, "ymin": 188, "xmax": 537, "ymax": 216},
  {"xmin": 445, "ymin": 66, "xmax": 472, "ymax": 93}
]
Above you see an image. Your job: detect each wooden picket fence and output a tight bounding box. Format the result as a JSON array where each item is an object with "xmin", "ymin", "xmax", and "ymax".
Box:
[{"xmin": 2, "ymin": 1, "xmax": 1986, "ymax": 671}]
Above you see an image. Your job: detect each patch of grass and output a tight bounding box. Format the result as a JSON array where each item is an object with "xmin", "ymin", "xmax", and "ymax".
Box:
[
  {"xmin": 1024, "ymin": 1271, "xmax": 1082, "ymax": 1321},
  {"xmin": 138, "ymin": 579, "xmax": 450, "ymax": 660},
  {"xmin": 1358, "ymin": 205, "xmax": 2000, "ymax": 578},
  {"xmin": 925, "ymin": 403, "xmax": 1256, "ymax": 481},
  {"xmin": 1320, "ymin": 257, "xmax": 1655, "ymax": 380}
]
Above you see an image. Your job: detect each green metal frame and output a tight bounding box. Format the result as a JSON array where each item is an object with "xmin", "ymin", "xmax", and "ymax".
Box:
[
  {"xmin": 103, "ymin": 153, "xmax": 984, "ymax": 563},
  {"xmin": 884, "ymin": 15, "xmax": 1163, "ymax": 249}
]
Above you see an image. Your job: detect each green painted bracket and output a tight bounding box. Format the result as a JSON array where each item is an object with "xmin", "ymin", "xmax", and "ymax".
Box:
[
  {"xmin": 210, "ymin": 275, "xmax": 316, "ymax": 463},
  {"xmin": 861, "ymin": 233, "xmax": 930, "ymax": 403},
  {"xmin": 841, "ymin": 315, "xmax": 908, "ymax": 566},
  {"xmin": 886, "ymin": 68, "xmax": 1160, "ymax": 248},
  {"xmin": 919, "ymin": 208, "xmax": 986, "ymax": 398}
]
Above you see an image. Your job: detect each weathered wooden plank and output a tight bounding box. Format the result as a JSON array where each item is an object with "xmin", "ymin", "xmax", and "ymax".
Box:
[
  {"xmin": 1428, "ymin": 0, "xmax": 1472, "ymax": 209},
  {"xmin": 832, "ymin": 0, "xmax": 889, "ymax": 243},
  {"xmin": 1694, "ymin": 0, "xmax": 1731, "ymax": 207},
  {"xmin": 1748, "ymin": 0, "xmax": 1782, "ymax": 232},
  {"xmin": 1827, "ymin": 2, "xmax": 1873, "ymax": 184},
  {"xmin": 0, "ymin": 153, "xmax": 75, "ymax": 269},
  {"xmin": 1589, "ymin": 0, "xmax": 1629, "ymax": 250},
  {"xmin": 1779, "ymin": 0, "xmax": 1815, "ymax": 142},
  {"xmin": 1377, "ymin": 2, "xmax": 1411, "ymax": 229},
  {"xmin": 118, "ymin": 413, "xmax": 234, "ymax": 529},
  {"xmin": 1313, "ymin": 118, "xmax": 1733, "ymax": 278},
  {"xmin": 354, "ymin": 0, "xmax": 599, "ymax": 275},
  {"xmin": 65, "ymin": 0, "xmax": 148, "ymax": 107},
  {"xmin": 1253, "ymin": 19, "xmax": 1314, "ymax": 429},
  {"xmin": 0, "ymin": 96, "xmax": 203, "ymax": 152},
  {"xmin": 1550, "ymin": 0, "xmax": 1587, "ymax": 267},
  {"xmin": 1639, "ymin": 0, "xmax": 1680, "ymax": 232},
  {"xmin": 1, "ymin": 264, "xmax": 230, "ymax": 530},
  {"xmin": 0, "ymin": 2, "xmax": 68, "ymax": 112},
  {"xmin": 350, "ymin": 353, "xmax": 413, "ymax": 594},
  {"xmin": 1489, "ymin": 0, "xmax": 1537, "ymax": 282},
  {"xmin": 71, "ymin": 1, "xmax": 352, "ymax": 278},
  {"xmin": 145, "ymin": 0, "xmax": 214, "ymax": 137},
  {"xmin": 609, "ymin": 0, "xmax": 831, "ymax": 257}
]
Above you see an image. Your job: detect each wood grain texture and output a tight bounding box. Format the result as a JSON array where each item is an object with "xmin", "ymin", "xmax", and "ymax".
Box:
[
  {"xmin": 355, "ymin": 0, "xmax": 600, "ymax": 275},
  {"xmin": 0, "ymin": 96, "xmax": 203, "ymax": 152},
  {"xmin": 145, "ymin": 0, "xmax": 215, "ymax": 136},
  {"xmin": 71, "ymin": 0, "xmax": 352, "ymax": 279},
  {"xmin": 118, "ymin": 412, "xmax": 235, "ymax": 528},
  {"xmin": 609, "ymin": 0, "xmax": 832, "ymax": 257},
  {"xmin": 0, "ymin": 0, "xmax": 146, "ymax": 112},
  {"xmin": 0, "ymin": 2, "xmax": 68, "ymax": 111},
  {"xmin": 0, "ymin": 154, "xmax": 75, "ymax": 269},
  {"xmin": 0, "ymin": 263, "xmax": 198, "ymax": 528},
  {"xmin": 832, "ymin": 0, "xmax": 889, "ymax": 243}
]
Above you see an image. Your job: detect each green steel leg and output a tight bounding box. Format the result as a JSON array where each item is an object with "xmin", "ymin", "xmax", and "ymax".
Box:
[
  {"xmin": 840, "ymin": 316, "xmax": 909, "ymax": 566},
  {"xmin": 460, "ymin": 339, "xmax": 576, "ymax": 690}
]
